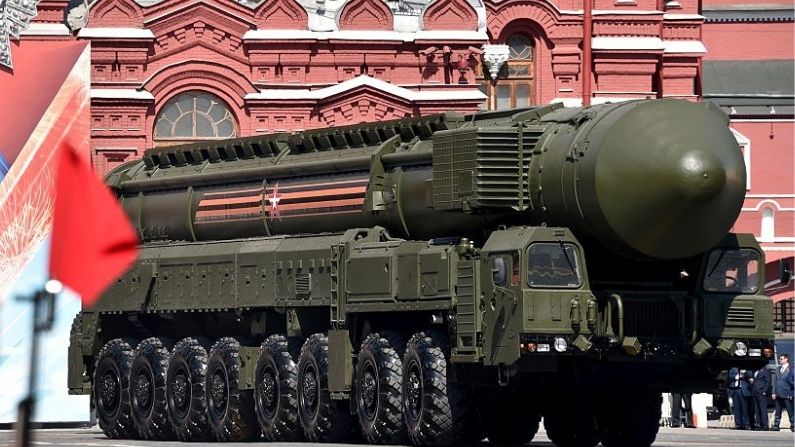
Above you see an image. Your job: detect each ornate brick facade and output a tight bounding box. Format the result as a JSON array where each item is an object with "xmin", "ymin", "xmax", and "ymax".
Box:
[
  {"xmin": 702, "ymin": 0, "xmax": 794, "ymax": 306},
  {"xmin": 23, "ymin": 0, "xmax": 707, "ymax": 174}
]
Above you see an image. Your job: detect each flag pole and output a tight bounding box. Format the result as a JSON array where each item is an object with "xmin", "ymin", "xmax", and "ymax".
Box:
[{"xmin": 15, "ymin": 280, "xmax": 62, "ymax": 447}]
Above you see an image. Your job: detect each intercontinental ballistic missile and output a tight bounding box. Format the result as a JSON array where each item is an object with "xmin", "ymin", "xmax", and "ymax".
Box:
[{"xmin": 107, "ymin": 99, "xmax": 745, "ymax": 260}]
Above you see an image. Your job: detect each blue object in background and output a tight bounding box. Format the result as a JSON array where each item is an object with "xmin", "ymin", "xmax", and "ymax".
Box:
[
  {"xmin": 0, "ymin": 153, "xmax": 9, "ymax": 183},
  {"xmin": 0, "ymin": 239, "xmax": 90, "ymax": 423}
]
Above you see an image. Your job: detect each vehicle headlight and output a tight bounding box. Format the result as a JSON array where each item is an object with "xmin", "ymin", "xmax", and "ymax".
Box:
[
  {"xmin": 553, "ymin": 337, "xmax": 568, "ymax": 353},
  {"xmin": 734, "ymin": 341, "xmax": 748, "ymax": 357}
]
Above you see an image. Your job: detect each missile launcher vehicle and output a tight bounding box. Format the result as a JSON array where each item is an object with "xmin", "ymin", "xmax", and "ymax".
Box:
[{"xmin": 68, "ymin": 99, "xmax": 779, "ymax": 447}]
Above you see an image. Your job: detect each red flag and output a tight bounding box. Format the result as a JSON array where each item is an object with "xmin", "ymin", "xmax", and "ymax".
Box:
[{"xmin": 49, "ymin": 145, "xmax": 139, "ymax": 307}]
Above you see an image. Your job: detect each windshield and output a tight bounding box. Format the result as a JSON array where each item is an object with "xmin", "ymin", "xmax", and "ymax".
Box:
[
  {"xmin": 527, "ymin": 243, "xmax": 582, "ymax": 288},
  {"xmin": 703, "ymin": 249, "xmax": 760, "ymax": 294}
]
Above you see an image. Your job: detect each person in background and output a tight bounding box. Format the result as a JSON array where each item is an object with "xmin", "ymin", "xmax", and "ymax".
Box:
[
  {"xmin": 772, "ymin": 353, "xmax": 794, "ymax": 432},
  {"xmin": 742, "ymin": 369, "xmax": 756, "ymax": 429},
  {"xmin": 748, "ymin": 367, "xmax": 770, "ymax": 430},
  {"xmin": 729, "ymin": 367, "xmax": 749, "ymax": 430},
  {"xmin": 671, "ymin": 393, "xmax": 695, "ymax": 428}
]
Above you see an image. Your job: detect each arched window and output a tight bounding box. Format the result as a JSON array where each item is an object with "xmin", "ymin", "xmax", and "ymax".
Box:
[
  {"xmin": 761, "ymin": 207, "xmax": 775, "ymax": 241},
  {"xmin": 478, "ymin": 33, "xmax": 535, "ymax": 110},
  {"xmin": 154, "ymin": 92, "xmax": 237, "ymax": 143}
]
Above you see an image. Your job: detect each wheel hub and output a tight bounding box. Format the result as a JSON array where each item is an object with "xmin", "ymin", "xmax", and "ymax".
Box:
[
  {"xmin": 210, "ymin": 372, "xmax": 227, "ymax": 412},
  {"xmin": 261, "ymin": 369, "xmax": 277, "ymax": 409},
  {"xmin": 172, "ymin": 372, "xmax": 189, "ymax": 410},
  {"xmin": 407, "ymin": 363, "xmax": 422, "ymax": 418},
  {"xmin": 361, "ymin": 368, "xmax": 377, "ymax": 413},
  {"xmin": 134, "ymin": 372, "xmax": 152, "ymax": 409},
  {"xmin": 99, "ymin": 372, "xmax": 119, "ymax": 410},
  {"xmin": 303, "ymin": 369, "xmax": 318, "ymax": 411}
]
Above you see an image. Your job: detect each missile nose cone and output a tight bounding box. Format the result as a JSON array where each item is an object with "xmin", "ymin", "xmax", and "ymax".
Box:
[
  {"xmin": 676, "ymin": 150, "xmax": 727, "ymax": 201},
  {"xmin": 586, "ymin": 99, "xmax": 746, "ymax": 260}
]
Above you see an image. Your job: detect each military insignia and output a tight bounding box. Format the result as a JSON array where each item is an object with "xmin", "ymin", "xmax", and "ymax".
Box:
[{"xmin": 0, "ymin": 0, "xmax": 42, "ymax": 69}]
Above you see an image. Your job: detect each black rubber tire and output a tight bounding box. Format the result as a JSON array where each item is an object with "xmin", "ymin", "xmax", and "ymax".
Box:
[
  {"xmin": 130, "ymin": 337, "xmax": 174, "ymax": 440},
  {"xmin": 166, "ymin": 337, "xmax": 212, "ymax": 441},
  {"xmin": 94, "ymin": 338, "xmax": 138, "ymax": 439},
  {"xmin": 402, "ymin": 330, "xmax": 471, "ymax": 446},
  {"xmin": 297, "ymin": 333, "xmax": 358, "ymax": 443},
  {"xmin": 544, "ymin": 407, "xmax": 600, "ymax": 447},
  {"xmin": 255, "ymin": 334, "xmax": 303, "ymax": 441},
  {"xmin": 355, "ymin": 332, "xmax": 405, "ymax": 444},
  {"xmin": 598, "ymin": 392, "xmax": 662, "ymax": 447},
  {"xmin": 205, "ymin": 337, "xmax": 260, "ymax": 441}
]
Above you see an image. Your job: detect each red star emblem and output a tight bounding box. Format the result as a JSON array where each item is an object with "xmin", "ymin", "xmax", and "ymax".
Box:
[{"xmin": 266, "ymin": 182, "xmax": 282, "ymax": 219}]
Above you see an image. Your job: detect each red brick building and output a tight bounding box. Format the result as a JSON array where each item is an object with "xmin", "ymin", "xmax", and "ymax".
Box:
[
  {"xmin": 701, "ymin": 0, "xmax": 794, "ymax": 328},
  {"xmin": 15, "ymin": 0, "xmax": 705, "ymax": 172},
  {"xmin": 8, "ymin": 0, "xmax": 791, "ymax": 323}
]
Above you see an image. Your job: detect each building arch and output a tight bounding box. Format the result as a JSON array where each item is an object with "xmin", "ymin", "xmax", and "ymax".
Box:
[
  {"xmin": 142, "ymin": 60, "xmax": 257, "ymax": 110},
  {"xmin": 485, "ymin": 0, "xmax": 561, "ymax": 42}
]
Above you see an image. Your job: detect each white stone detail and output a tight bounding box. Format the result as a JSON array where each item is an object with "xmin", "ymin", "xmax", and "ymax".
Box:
[
  {"xmin": 1, "ymin": 0, "xmax": 43, "ymax": 69},
  {"xmin": 482, "ymin": 44, "xmax": 510, "ymax": 80},
  {"xmin": 245, "ymin": 75, "xmax": 487, "ymax": 102},
  {"xmin": 19, "ymin": 23, "xmax": 70, "ymax": 36},
  {"xmin": 78, "ymin": 27, "xmax": 156, "ymax": 39},
  {"xmin": 592, "ymin": 36, "xmax": 665, "ymax": 51},
  {"xmin": 663, "ymin": 40, "xmax": 707, "ymax": 54},
  {"xmin": 243, "ymin": 29, "xmax": 487, "ymax": 41},
  {"xmin": 90, "ymin": 89, "xmax": 155, "ymax": 100}
]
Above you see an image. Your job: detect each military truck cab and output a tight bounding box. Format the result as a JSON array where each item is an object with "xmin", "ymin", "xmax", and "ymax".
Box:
[
  {"xmin": 473, "ymin": 227, "xmax": 591, "ymax": 370},
  {"xmin": 698, "ymin": 233, "xmax": 774, "ymax": 363}
]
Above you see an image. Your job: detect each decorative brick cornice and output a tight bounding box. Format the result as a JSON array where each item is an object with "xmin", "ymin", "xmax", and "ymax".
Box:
[
  {"xmin": 337, "ymin": 0, "xmax": 393, "ymax": 31},
  {"xmin": 421, "ymin": 0, "xmax": 478, "ymax": 31},
  {"xmin": 145, "ymin": 2, "xmax": 253, "ymax": 36},
  {"xmin": 88, "ymin": 0, "xmax": 143, "ymax": 27},
  {"xmin": 702, "ymin": 8, "xmax": 794, "ymax": 23},
  {"xmin": 253, "ymin": 0, "xmax": 308, "ymax": 30}
]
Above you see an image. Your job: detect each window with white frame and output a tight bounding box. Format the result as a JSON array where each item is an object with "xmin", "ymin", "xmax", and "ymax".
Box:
[
  {"xmin": 154, "ymin": 92, "xmax": 237, "ymax": 144},
  {"xmin": 761, "ymin": 207, "xmax": 775, "ymax": 241}
]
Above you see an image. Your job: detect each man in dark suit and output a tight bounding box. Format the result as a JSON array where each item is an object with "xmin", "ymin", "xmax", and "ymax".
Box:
[
  {"xmin": 772, "ymin": 353, "xmax": 795, "ymax": 432},
  {"xmin": 729, "ymin": 367, "xmax": 749, "ymax": 429},
  {"xmin": 749, "ymin": 367, "xmax": 770, "ymax": 429},
  {"xmin": 741, "ymin": 369, "xmax": 756, "ymax": 429}
]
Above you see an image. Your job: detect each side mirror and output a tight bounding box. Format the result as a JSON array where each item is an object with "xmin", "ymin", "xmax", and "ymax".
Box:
[{"xmin": 780, "ymin": 259, "xmax": 792, "ymax": 285}]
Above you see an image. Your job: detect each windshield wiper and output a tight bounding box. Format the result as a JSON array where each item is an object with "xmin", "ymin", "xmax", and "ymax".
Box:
[
  {"xmin": 707, "ymin": 248, "xmax": 729, "ymax": 278},
  {"xmin": 559, "ymin": 241, "xmax": 577, "ymax": 275}
]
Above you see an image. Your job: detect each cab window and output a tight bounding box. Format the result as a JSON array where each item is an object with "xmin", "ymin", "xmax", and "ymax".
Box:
[
  {"xmin": 527, "ymin": 243, "xmax": 582, "ymax": 288},
  {"xmin": 703, "ymin": 249, "xmax": 760, "ymax": 294},
  {"xmin": 490, "ymin": 253, "xmax": 520, "ymax": 287}
]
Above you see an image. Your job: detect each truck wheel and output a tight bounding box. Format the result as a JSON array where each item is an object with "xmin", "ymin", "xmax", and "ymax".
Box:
[
  {"xmin": 355, "ymin": 332, "xmax": 405, "ymax": 444},
  {"xmin": 402, "ymin": 330, "xmax": 470, "ymax": 446},
  {"xmin": 205, "ymin": 337, "xmax": 259, "ymax": 441},
  {"xmin": 130, "ymin": 337, "xmax": 173, "ymax": 440},
  {"xmin": 297, "ymin": 333, "xmax": 357, "ymax": 442},
  {"xmin": 255, "ymin": 334, "xmax": 303, "ymax": 441},
  {"xmin": 94, "ymin": 338, "xmax": 138, "ymax": 439},
  {"xmin": 166, "ymin": 337, "xmax": 212, "ymax": 441},
  {"xmin": 544, "ymin": 407, "xmax": 600, "ymax": 447},
  {"xmin": 599, "ymin": 392, "xmax": 661, "ymax": 447}
]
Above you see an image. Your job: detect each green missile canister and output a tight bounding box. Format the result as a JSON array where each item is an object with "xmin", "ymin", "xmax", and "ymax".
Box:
[{"xmin": 106, "ymin": 99, "xmax": 745, "ymax": 260}]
